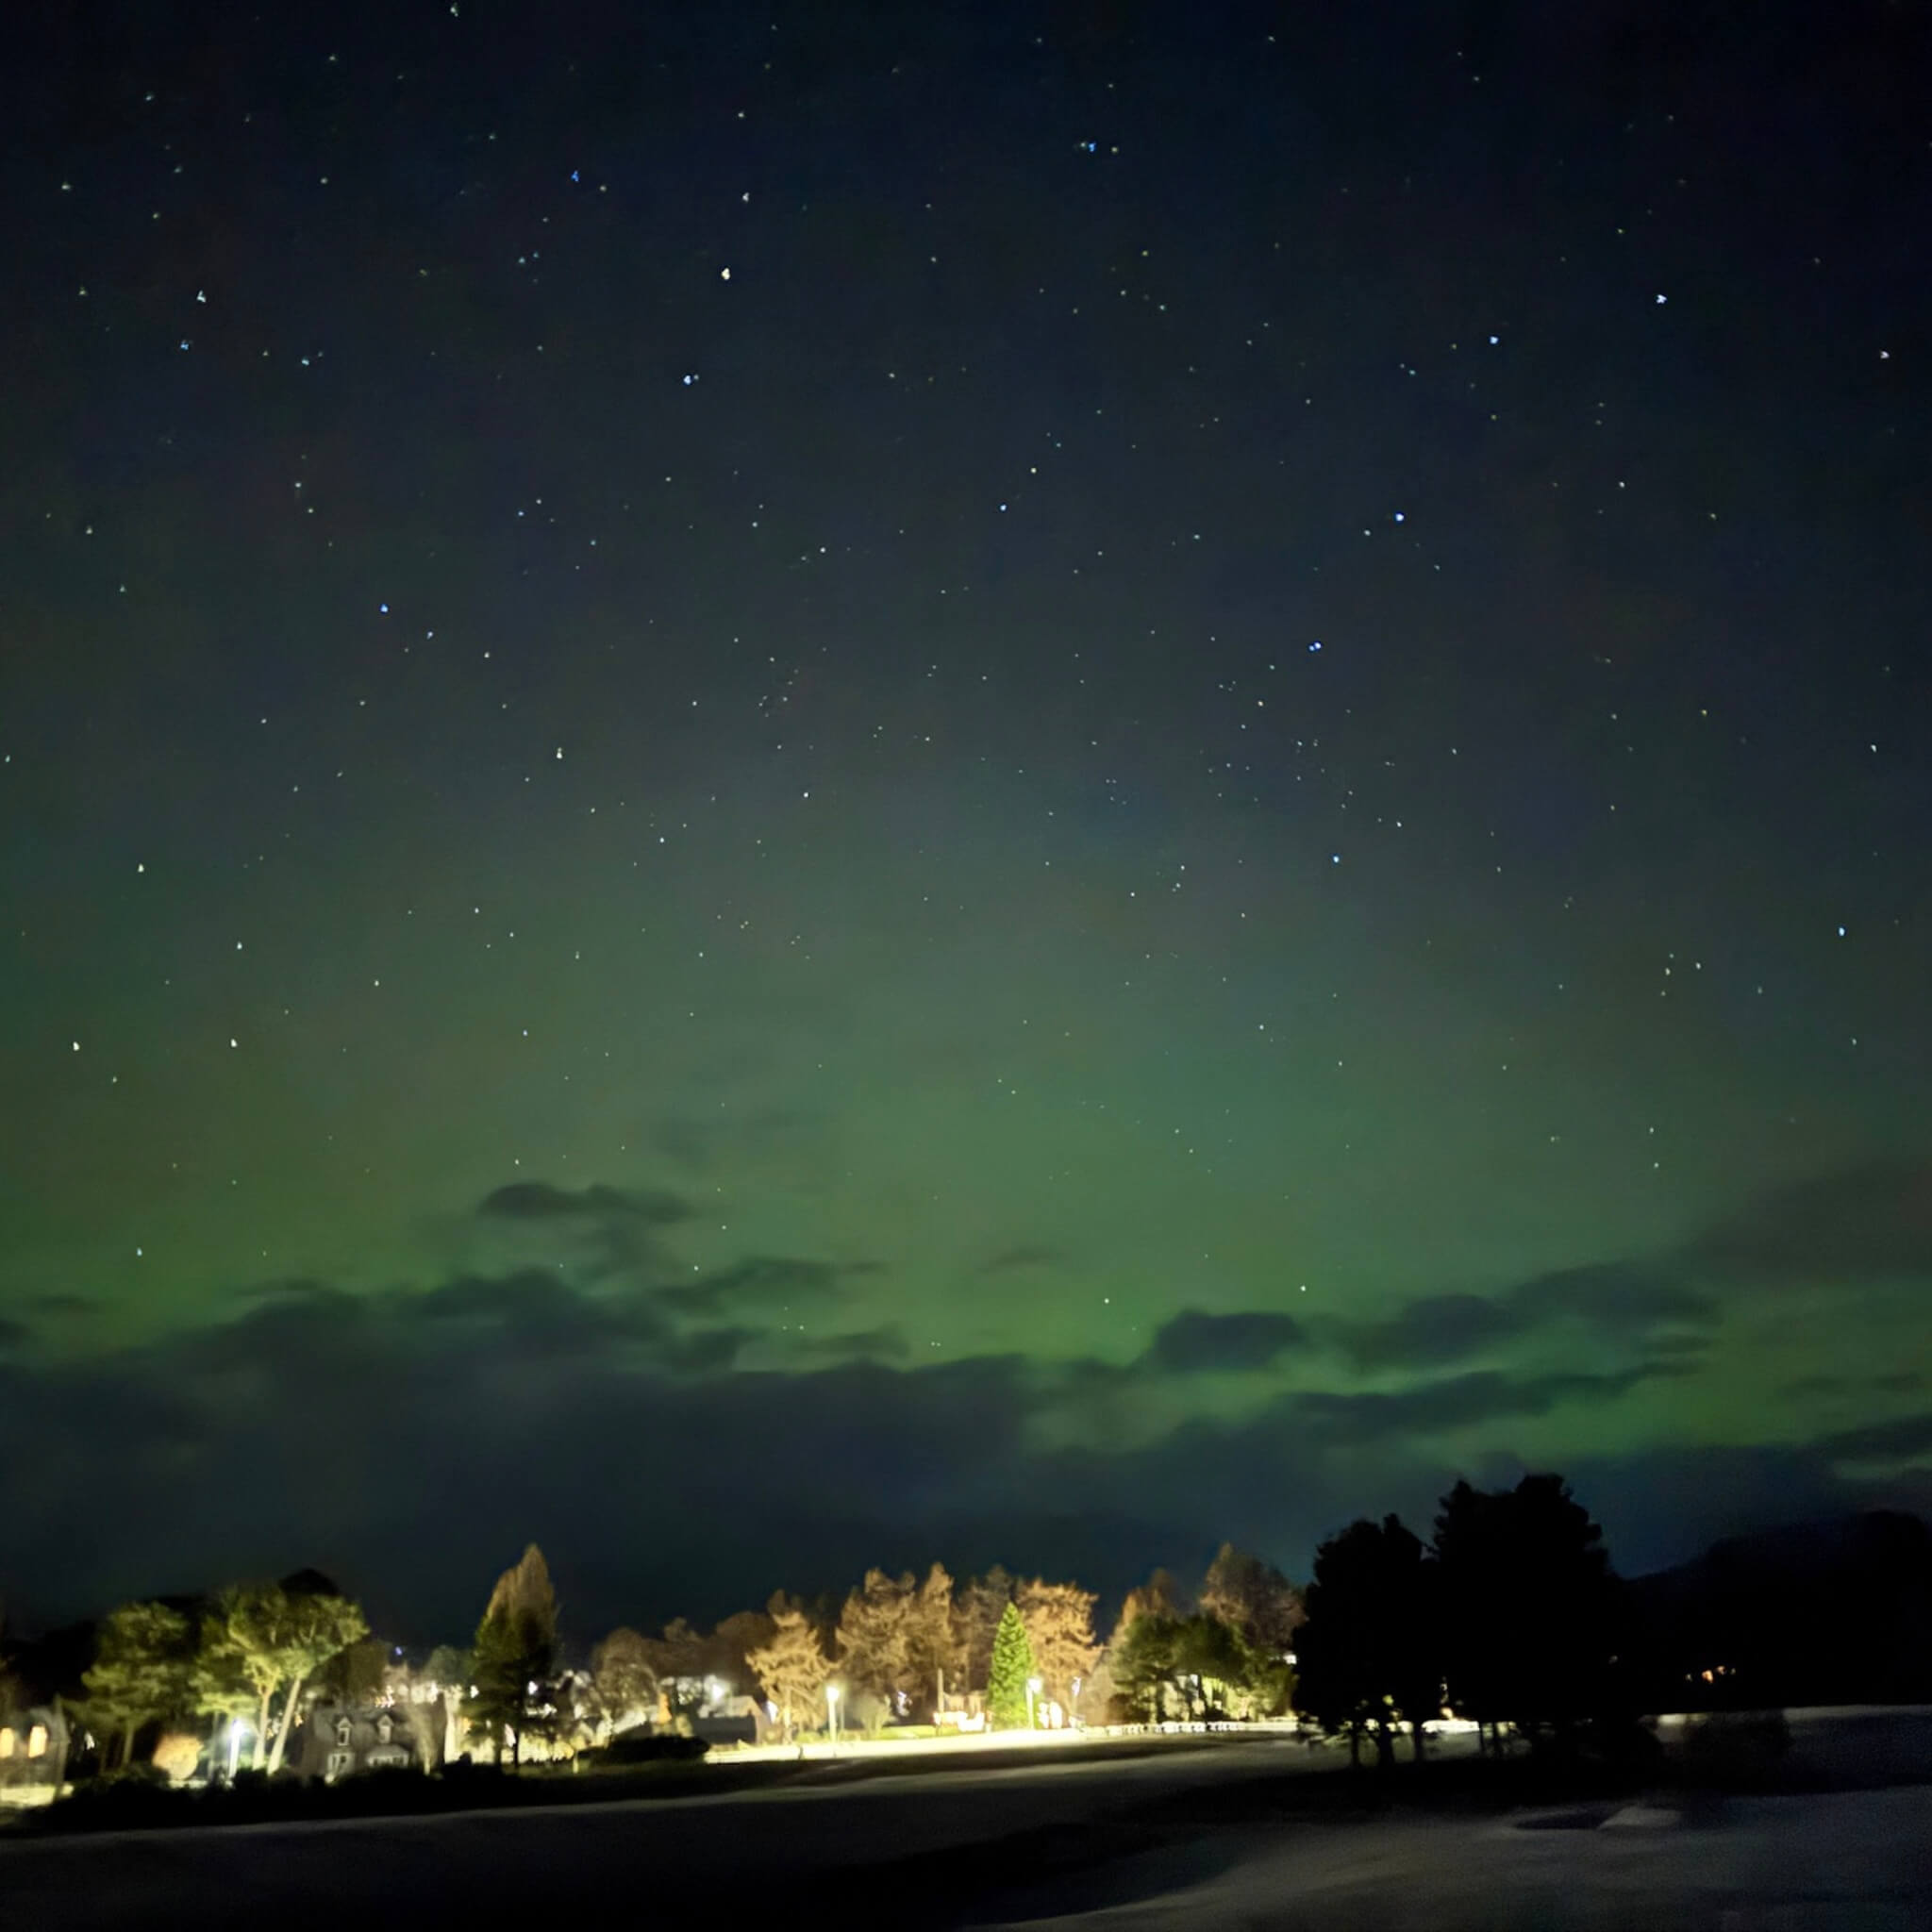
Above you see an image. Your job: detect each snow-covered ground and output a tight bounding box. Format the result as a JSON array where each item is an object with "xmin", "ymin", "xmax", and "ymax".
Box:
[
  {"xmin": 5, "ymin": 1713, "xmax": 1927, "ymax": 1930},
  {"xmin": 975, "ymin": 1784, "xmax": 1932, "ymax": 1929}
]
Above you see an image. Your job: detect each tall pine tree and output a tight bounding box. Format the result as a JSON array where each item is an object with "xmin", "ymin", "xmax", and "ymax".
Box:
[
  {"xmin": 470, "ymin": 1545, "xmax": 558, "ymax": 1765},
  {"xmin": 986, "ymin": 1601, "xmax": 1039, "ymax": 1728}
]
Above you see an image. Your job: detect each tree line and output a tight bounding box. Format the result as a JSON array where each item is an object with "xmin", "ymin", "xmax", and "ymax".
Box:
[{"xmin": 7, "ymin": 1468, "xmax": 1656, "ymax": 1782}]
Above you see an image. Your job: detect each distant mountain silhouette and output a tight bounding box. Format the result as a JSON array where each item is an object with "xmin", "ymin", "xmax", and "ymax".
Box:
[{"xmin": 1629, "ymin": 1510, "xmax": 1932, "ymax": 1707}]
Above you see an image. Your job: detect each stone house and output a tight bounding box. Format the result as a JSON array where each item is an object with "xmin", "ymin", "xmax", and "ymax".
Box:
[
  {"xmin": 294, "ymin": 1700, "xmax": 421, "ymax": 1782},
  {"xmin": 0, "ymin": 1705, "xmax": 70, "ymax": 1794}
]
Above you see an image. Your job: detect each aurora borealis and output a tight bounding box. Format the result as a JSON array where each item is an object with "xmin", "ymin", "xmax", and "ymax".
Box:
[{"xmin": 3, "ymin": 0, "xmax": 1928, "ymax": 1639}]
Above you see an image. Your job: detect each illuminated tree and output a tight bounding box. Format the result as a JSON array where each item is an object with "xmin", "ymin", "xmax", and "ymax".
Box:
[
  {"xmin": 265, "ymin": 1589, "xmax": 369, "ymax": 1774},
  {"xmin": 188, "ymin": 1612, "xmax": 259, "ymax": 1764},
  {"xmin": 708, "ymin": 1607, "xmax": 778, "ymax": 1698},
  {"xmin": 470, "ymin": 1544, "xmax": 559, "ymax": 1765},
  {"xmin": 1017, "ymin": 1579, "xmax": 1100, "ymax": 1718},
  {"xmin": 954, "ymin": 1565, "xmax": 1015, "ymax": 1694},
  {"xmin": 197, "ymin": 1591, "xmax": 285, "ymax": 1772},
  {"xmin": 151, "ymin": 1731, "xmax": 204, "ymax": 1782},
  {"xmin": 907, "ymin": 1563, "xmax": 963, "ymax": 1720},
  {"xmin": 421, "ymin": 1644, "xmax": 472, "ymax": 1764},
  {"xmin": 1109, "ymin": 1612, "xmax": 1179, "ymax": 1722},
  {"xmin": 747, "ymin": 1607, "xmax": 832, "ymax": 1740},
  {"xmin": 1099, "ymin": 1566, "xmax": 1195, "ymax": 1722},
  {"xmin": 1119, "ymin": 1567, "xmax": 1191, "ymax": 1626},
  {"xmin": 986, "ymin": 1602, "xmax": 1039, "ymax": 1728},
  {"xmin": 836, "ymin": 1569, "xmax": 916, "ymax": 1709},
  {"xmin": 590, "ymin": 1627, "xmax": 659, "ymax": 1733},
  {"xmin": 645, "ymin": 1617, "xmax": 708, "ymax": 1714},
  {"xmin": 81, "ymin": 1601, "xmax": 192, "ymax": 1770},
  {"xmin": 190, "ymin": 1581, "xmax": 367, "ymax": 1774},
  {"xmin": 1200, "ymin": 1543, "xmax": 1305, "ymax": 1657}
]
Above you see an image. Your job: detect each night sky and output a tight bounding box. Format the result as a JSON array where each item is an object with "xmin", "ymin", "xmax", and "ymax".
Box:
[{"xmin": 4, "ymin": 0, "xmax": 1929, "ymax": 1643}]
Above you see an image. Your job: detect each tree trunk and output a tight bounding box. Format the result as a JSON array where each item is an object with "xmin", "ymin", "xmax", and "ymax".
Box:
[
  {"xmin": 121, "ymin": 1721, "xmax": 137, "ymax": 1771},
  {"xmin": 253, "ymin": 1687, "xmax": 274, "ymax": 1770},
  {"xmin": 266, "ymin": 1674, "xmax": 306, "ymax": 1775},
  {"xmin": 1412, "ymin": 1720, "xmax": 1428, "ymax": 1765}
]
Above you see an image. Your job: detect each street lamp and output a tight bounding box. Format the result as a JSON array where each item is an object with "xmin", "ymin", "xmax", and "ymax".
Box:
[
  {"xmin": 1025, "ymin": 1675, "xmax": 1042, "ymax": 1729},
  {"xmin": 1072, "ymin": 1675, "xmax": 1083, "ymax": 1727},
  {"xmin": 225, "ymin": 1719, "xmax": 251, "ymax": 1780},
  {"xmin": 825, "ymin": 1683, "xmax": 841, "ymax": 1747}
]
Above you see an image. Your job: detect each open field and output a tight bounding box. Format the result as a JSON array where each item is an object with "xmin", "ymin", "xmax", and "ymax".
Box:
[{"xmin": 5, "ymin": 1712, "xmax": 1928, "ymax": 1930}]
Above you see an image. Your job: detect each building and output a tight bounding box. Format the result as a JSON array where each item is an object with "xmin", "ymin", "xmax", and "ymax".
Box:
[
  {"xmin": 0, "ymin": 1705, "xmax": 70, "ymax": 1798},
  {"xmin": 293, "ymin": 1701, "xmax": 422, "ymax": 1782}
]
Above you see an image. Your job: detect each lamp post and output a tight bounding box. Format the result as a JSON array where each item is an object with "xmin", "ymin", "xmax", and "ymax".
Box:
[
  {"xmin": 225, "ymin": 1719, "xmax": 249, "ymax": 1780},
  {"xmin": 1025, "ymin": 1675, "xmax": 1042, "ymax": 1730},
  {"xmin": 825, "ymin": 1683, "xmax": 841, "ymax": 1748},
  {"xmin": 1071, "ymin": 1675, "xmax": 1083, "ymax": 1728}
]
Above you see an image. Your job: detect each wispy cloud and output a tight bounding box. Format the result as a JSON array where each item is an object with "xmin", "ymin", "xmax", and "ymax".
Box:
[
  {"xmin": 1689, "ymin": 1160, "xmax": 1932, "ymax": 1281},
  {"xmin": 1140, "ymin": 1308, "xmax": 1309, "ymax": 1374},
  {"xmin": 1337, "ymin": 1263, "xmax": 1719, "ymax": 1373},
  {"xmin": 975, "ymin": 1245, "xmax": 1069, "ymax": 1276}
]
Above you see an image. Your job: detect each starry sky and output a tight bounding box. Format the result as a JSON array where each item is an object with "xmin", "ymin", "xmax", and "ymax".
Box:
[{"xmin": 3, "ymin": 0, "xmax": 1929, "ymax": 1642}]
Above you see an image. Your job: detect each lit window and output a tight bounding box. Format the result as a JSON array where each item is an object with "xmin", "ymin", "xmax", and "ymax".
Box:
[
  {"xmin": 0, "ymin": 1727, "xmax": 14, "ymax": 1758},
  {"xmin": 28, "ymin": 1725, "xmax": 48, "ymax": 1757}
]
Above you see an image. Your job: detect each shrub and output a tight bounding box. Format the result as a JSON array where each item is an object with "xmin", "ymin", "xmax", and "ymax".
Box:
[
  {"xmin": 576, "ymin": 1734, "xmax": 709, "ymax": 1768},
  {"xmin": 44, "ymin": 1765, "xmax": 183, "ymax": 1829},
  {"xmin": 151, "ymin": 1733, "xmax": 205, "ymax": 1784}
]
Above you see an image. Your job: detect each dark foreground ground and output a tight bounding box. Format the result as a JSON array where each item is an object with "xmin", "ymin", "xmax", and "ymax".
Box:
[{"xmin": 6, "ymin": 1711, "xmax": 1930, "ymax": 1931}]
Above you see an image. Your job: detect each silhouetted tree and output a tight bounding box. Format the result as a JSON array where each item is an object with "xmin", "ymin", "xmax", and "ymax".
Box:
[
  {"xmin": 1433, "ymin": 1474, "xmax": 1624, "ymax": 1754},
  {"xmin": 321, "ymin": 1635, "xmax": 390, "ymax": 1704},
  {"xmin": 1295, "ymin": 1515, "xmax": 1440, "ymax": 1767}
]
